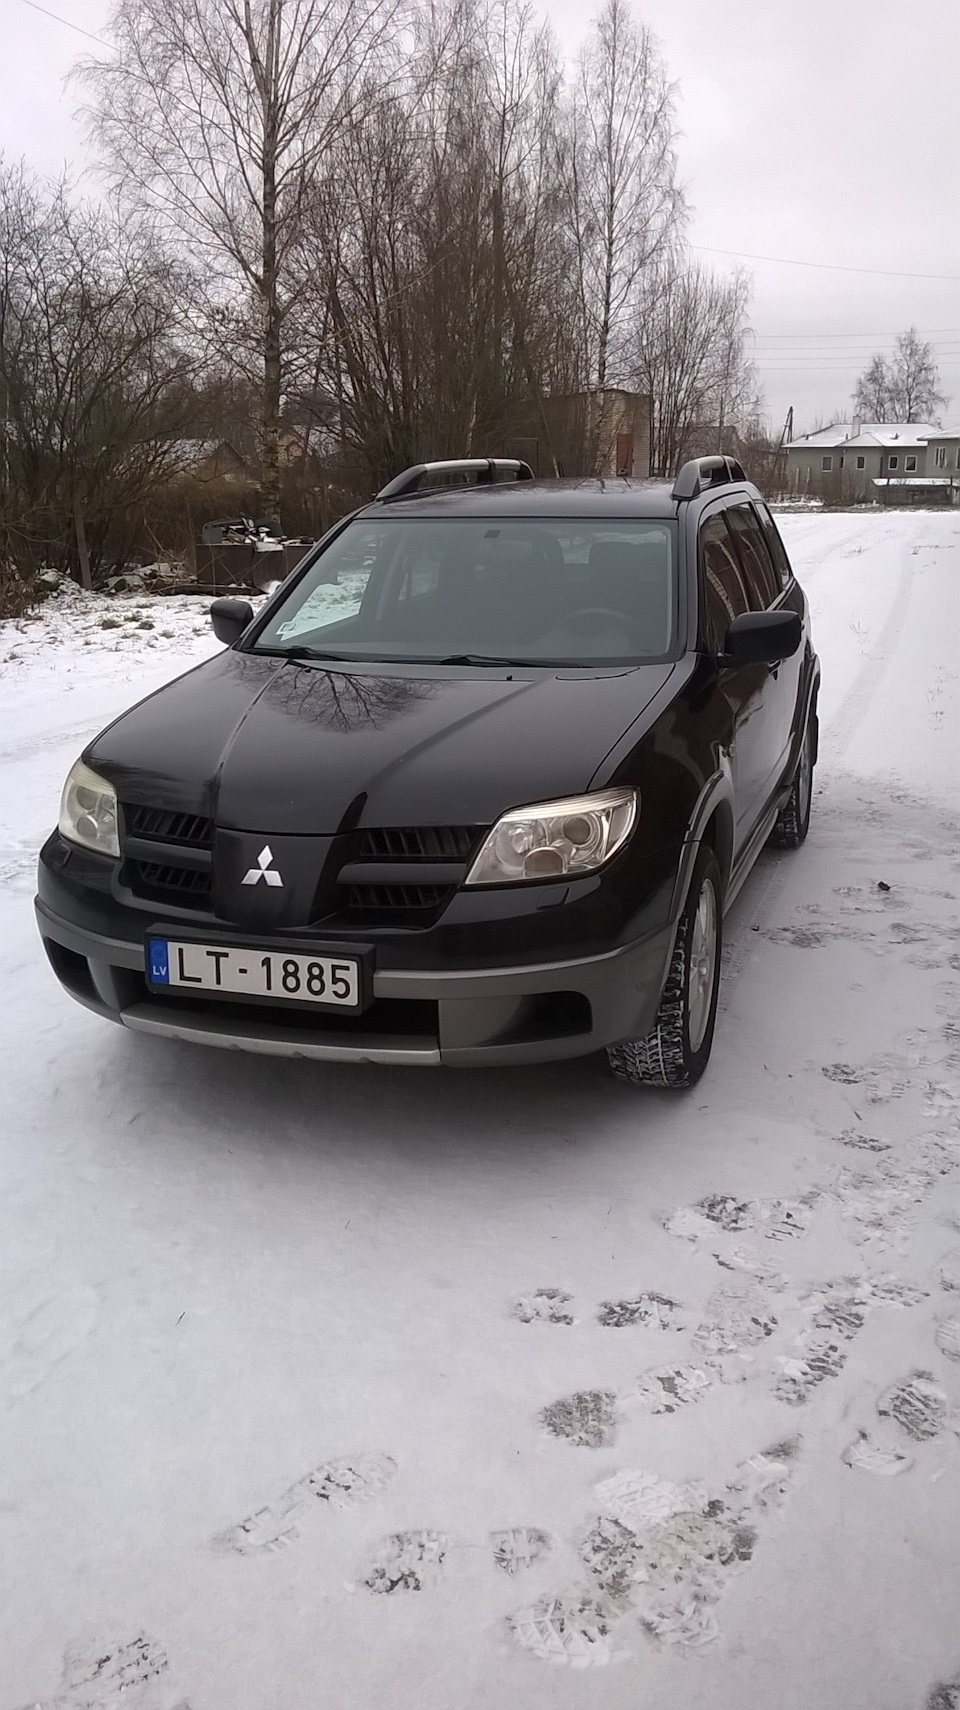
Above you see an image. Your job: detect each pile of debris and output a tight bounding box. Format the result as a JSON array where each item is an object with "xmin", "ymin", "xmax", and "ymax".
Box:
[{"xmin": 198, "ymin": 517, "xmax": 316, "ymax": 593}]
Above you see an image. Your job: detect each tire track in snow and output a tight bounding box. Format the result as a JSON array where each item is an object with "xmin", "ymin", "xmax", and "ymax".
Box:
[{"xmin": 823, "ymin": 527, "xmax": 916, "ymax": 763}]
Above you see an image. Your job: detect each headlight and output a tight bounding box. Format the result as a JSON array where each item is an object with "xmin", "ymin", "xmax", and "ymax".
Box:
[
  {"xmin": 464, "ymin": 787, "xmax": 638, "ymax": 886},
  {"xmin": 59, "ymin": 759, "xmax": 120, "ymax": 858}
]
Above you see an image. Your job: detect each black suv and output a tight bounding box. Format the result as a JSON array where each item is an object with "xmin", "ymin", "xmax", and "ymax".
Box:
[{"xmin": 36, "ymin": 455, "xmax": 818, "ymax": 1088}]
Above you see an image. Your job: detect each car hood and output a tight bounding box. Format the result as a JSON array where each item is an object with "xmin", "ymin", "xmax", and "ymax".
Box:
[{"xmin": 88, "ymin": 649, "xmax": 677, "ymax": 833}]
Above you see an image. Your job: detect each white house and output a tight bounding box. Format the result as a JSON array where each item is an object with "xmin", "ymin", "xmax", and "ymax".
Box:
[{"xmin": 784, "ymin": 419, "xmax": 948, "ymax": 494}]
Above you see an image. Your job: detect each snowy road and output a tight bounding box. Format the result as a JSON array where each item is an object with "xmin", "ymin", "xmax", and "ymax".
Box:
[{"xmin": 0, "ymin": 512, "xmax": 958, "ymax": 1710}]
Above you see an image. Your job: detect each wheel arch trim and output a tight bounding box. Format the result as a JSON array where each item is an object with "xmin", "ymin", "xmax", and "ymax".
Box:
[{"xmin": 668, "ymin": 770, "xmax": 734, "ymax": 925}]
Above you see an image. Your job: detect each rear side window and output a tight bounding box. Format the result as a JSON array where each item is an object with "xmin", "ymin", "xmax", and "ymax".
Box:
[
  {"xmin": 699, "ymin": 512, "xmax": 750, "ymax": 653},
  {"xmin": 725, "ymin": 502, "xmax": 781, "ymax": 610},
  {"xmin": 754, "ymin": 502, "xmax": 793, "ymax": 590}
]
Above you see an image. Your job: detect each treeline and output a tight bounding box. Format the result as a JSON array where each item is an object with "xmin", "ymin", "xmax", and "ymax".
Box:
[{"xmin": 1, "ymin": 0, "xmax": 761, "ymax": 594}]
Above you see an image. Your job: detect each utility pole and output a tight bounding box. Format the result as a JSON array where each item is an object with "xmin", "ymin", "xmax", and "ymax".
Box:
[{"xmin": 773, "ymin": 405, "xmax": 793, "ymax": 498}]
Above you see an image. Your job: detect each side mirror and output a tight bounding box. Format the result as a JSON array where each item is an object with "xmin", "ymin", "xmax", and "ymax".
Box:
[
  {"xmin": 210, "ymin": 597, "xmax": 254, "ymax": 645},
  {"xmin": 722, "ymin": 610, "xmax": 801, "ymax": 667}
]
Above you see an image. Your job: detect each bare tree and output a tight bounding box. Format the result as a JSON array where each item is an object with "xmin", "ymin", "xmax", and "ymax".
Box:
[
  {"xmin": 290, "ymin": 0, "xmax": 583, "ymax": 485},
  {"xmin": 567, "ymin": 0, "xmax": 683, "ymax": 396},
  {"xmin": 80, "ymin": 0, "xmax": 403, "ymax": 524},
  {"xmin": 0, "ymin": 163, "xmax": 196, "ymax": 586},
  {"xmin": 853, "ymin": 328, "xmax": 947, "ymax": 423},
  {"xmin": 631, "ymin": 258, "xmax": 756, "ymax": 475},
  {"xmin": 852, "ymin": 352, "xmax": 892, "ymax": 423}
]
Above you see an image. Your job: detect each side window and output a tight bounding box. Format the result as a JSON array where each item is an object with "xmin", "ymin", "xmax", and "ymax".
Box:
[
  {"xmin": 699, "ymin": 512, "xmax": 749, "ymax": 653},
  {"xmin": 725, "ymin": 503, "xmax": 781, "ymax": 610},
  {"xmin": 754, "ymin": 501, "xmax": 793, "ymax": 591}
]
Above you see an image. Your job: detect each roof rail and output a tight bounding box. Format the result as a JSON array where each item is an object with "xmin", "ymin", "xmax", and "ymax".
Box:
[
  {"xmin": 376, "ymin": 457, "xmax": 535, "ymax": 501},
  {"xmin": 671, "ymin": 455, "xmax": 748, "ymax": 501}
]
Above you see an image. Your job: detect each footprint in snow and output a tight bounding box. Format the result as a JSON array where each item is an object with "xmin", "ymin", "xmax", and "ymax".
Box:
[
  {"xmin": 359, "ymin": 1526, "xmax": 552, "ymax": 1592},
  {"xmin": 841, "ymin": 1431, "xmax": 914, "ymax": 1476},
  {"xmin": 664, "ymin": 1194, "xmax": 813, "ymax": 1245},
  {"xmin": 362, "ymin": 1530, "xmax": 446, "ymax": 1594},
  {"xmin": 694, "ymin": 1279, "xmax": 782, "ymax": 1355},
  {"xmin": 877, "ymin": 1372, "xmax": 956, "ymax": 1442},
  {"xmin": 511, "ymin": 1444, "xmax": 798, "ymax": 1660},
  {"xmin": 596, "ymin": 1292, "xmax": 685, "ymax": 1330},
  {"xmin": 837, "ymin": 1129, "xmax": 892, "ymax": 1153},
  {"xmin": 773, "ymin": 1339, "xmax": 847, "ymax": 1405},
  {"xmin": 512, "ymin": 1288, "xmax": 574, "ymax": 1324},
  {"xmin": 765, "ymin": 924, "xmax": 862, "ymax": 948},
  {"xmin": 927, "ymin": 1683, "xmax": 960, "ymax": 1710},
  {"xmin": 212, "ymin": 1453, "xmax": 397, "ymax": 1555},
  {"xmin": 491, "ymin": 1527, "xmax": 553, "ymax": 1575},
  {"xmin": 632, "ymin": 1364, "xmax": 715, "ymax": 1415},
  {"xmin": 15, "ymin": 1631, "xmax": 190, "ymax": 1710},
  {"xmin": 508, "ymin": 1591, "xmax": 617, "ymax": 1668},
  {"xmin": 768, "ymin": 1275, "xmax": 928, "ymax": 1407},
  {"xmin": 541, "ymin": 1390, "xmax": 619, "ymax": 1448},
  {"xmin": 823, "ymin": 1062, "xmax": 863, "ymax": 1084}
]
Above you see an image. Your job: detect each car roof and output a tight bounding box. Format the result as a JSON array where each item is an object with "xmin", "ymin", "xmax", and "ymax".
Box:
[{"xmin": 358, "ymin": 477, "xmax": 683, "ymax": 521}]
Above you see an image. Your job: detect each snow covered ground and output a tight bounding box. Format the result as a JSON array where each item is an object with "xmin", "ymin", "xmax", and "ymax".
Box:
[{"xmin": 0, "ymin": 511, "xmax": 958, "ymax": 1710}]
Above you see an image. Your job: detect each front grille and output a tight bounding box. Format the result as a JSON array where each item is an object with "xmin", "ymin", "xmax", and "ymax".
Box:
[
  {"xmin": 342, "ymin": 883, "xmax": 453, "ymax": 912},
  {"xmin": 125, "ymin": 805, "xmax": 212, "ymax": 847},
  {"xmin": 121, "ymin": 801, "xmax": 213, "ymax": 911},
  {"xmin": 126, "ymin": 860, "xmax": 212, "ymax": 904},
  {"xmin": 358, "ymin": 826, "xmax": 479, "ymax": 861}
]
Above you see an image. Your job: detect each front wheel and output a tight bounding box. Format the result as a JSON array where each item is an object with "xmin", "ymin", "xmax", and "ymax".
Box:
[{"xmin": 607, "ymin": 846, "xmax": 722, "ymax": 1090}]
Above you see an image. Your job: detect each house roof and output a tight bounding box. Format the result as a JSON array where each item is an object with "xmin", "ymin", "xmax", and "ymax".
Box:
[
  {"xmin": 922, "ymin": 425, "xmax": 960, "ymax": 441},
  {"xmin": 786, "ymin": 422, "xmax": 853, "ymax": 449},
  {"xmin": 844, "ymin": 424, "xmax": 939, "ymax": 449},
  {"xmin": 787, "ymin": 420, "xmax": 940, "ymax": 451}
]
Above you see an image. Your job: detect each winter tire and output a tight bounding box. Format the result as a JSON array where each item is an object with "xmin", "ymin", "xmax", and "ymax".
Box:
[
  {"xmin": 770, "ymin": 707, "xmax": 816, "ymax": 849},
  {"xmin": 607, "ymin": 845, "xmax": 722, "ymax": 1089}
]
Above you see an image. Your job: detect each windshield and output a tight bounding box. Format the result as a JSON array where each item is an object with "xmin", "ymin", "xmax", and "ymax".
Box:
[{"xmin": 252, "ymin": 518, "xmax": 678, "ymax": 665}]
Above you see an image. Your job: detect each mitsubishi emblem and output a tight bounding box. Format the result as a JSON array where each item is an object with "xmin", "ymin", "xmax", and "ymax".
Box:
[{"xmin": 242, "ymin": 844, "xmax": 283, "ymax": 887}]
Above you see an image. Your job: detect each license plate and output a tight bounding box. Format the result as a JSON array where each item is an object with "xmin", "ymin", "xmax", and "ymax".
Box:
[{"xmin": 146, "ymin": 938, "xmax": 361, "ymax": 1007}]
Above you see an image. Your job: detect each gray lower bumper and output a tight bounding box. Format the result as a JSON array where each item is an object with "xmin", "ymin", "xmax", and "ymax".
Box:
[{"xmin": 35, "ymin": 898, "xmax": 675, "ymax": 1068}]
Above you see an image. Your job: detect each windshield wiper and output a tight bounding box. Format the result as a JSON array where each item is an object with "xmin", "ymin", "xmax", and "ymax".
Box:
[
  {"xmin": 258, "ymin": 645, "xmax": 353, "ymax": 662},
  {"xmin": 434, "ymin": 652, "xmax": 544, "ymax": 667}
]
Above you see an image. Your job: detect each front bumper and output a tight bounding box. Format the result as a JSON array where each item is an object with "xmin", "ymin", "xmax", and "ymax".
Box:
[{"xmin": 35, "ymin": 894, "xmax": 676, "ymax": 1068}]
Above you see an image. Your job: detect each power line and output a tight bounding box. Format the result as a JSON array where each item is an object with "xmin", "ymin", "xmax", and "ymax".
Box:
[
  {"xmin": 20, "ymin": 0, "xmax": 111, "ymax": 47},
  {"xmin": 754, "ymin": 341, "xmax": 960, "ymax": 351},
  {"xmin": 751, "ymin": 328, "xmax": 959, "ymax": 339},
  {"xmin": 692, "ymin": 243, "xmax": 960, "ymax": 283},
  {"xmin": 753, "ymin": 351, "xmax": 960, "ymax": 362}
]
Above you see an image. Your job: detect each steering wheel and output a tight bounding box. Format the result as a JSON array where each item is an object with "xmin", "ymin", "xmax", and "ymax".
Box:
[{"xmin": 563, "ymin": 606, "xmax": 631, "ymax": 632}]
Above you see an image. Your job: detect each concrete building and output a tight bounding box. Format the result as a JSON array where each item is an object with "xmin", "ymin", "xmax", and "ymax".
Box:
[
  {"xmin": 785, "ymin": 419, "xmax": 958, "ymax": 503},
  {"xmin": 504, "ymin": 389, "xmax": 650, "ymax": 480}
]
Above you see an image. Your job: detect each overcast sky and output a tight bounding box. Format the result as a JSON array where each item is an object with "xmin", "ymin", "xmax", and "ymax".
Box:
[{"xmin": 3, "ymin": 0, "xmax": 958, "ymax": 433}]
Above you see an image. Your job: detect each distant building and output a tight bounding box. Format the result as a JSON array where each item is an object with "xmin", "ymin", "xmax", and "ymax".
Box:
[
  {"xmin": 504, "ymin": 389, "xmax": 650, "ymax": 480},
  {"xmin": 169, "ymin": 439, "xmax": 254, "ymax": 484},
  {"xmin": 921, "ymin": 426, "xmax": 960, "ymax": 476},
  {"xmin": 785, "ymin": 419, "xmax": 959, "ymax": 503}
]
